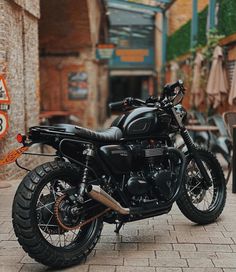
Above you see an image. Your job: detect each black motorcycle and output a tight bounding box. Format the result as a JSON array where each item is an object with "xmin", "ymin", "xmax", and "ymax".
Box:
[{"xmin": 12, "ymin": 80, "xmax": 226, "ymax": 268}]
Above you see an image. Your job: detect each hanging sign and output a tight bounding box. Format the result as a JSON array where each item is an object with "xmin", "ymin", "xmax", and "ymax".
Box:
[
  {"xmin": 96, "ymin": 43, "xmax": 116, "ymax": 60},
  {"xmin": 0, "ymin": 75, "xmax": 10, "ymax": 104},
  {"xmin": 68, "ymin": 71, "xmax": 88, "ymax": 100}
]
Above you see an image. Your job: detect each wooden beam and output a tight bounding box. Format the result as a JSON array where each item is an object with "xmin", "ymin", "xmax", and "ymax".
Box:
[
  {"xmin": 154, "ymin": 0, "xmax": 172, "ymax": 4},
  {"xmin": 161, "ymin": 11, "xmax": 167, "ymax": 83},
  {"xmin": 219, "ymin": 33, "xmax": 236, "ymax": 46},
  {"xmin": 191, "ymin": 0, "xmax": 198, "ymax": 48},
  {"xmin": 209, "ymin": 0, "xmax": 216, "ymax": 29},
  {"xmin": 108, "ymin": 0, "xmax": 163, "ymax": 13}
]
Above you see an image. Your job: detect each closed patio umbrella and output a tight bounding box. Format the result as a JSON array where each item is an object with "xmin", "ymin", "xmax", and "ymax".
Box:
[
  {"xmin": 191, "ymin": 52, "xmax": 204, "ymax": 108},
  {"xmin": 228, "ymin": 64, "xmax": 236, "ymax": 105},
  {"xmin": 170, "ymin": 61, "xmax": 179, "ymax": 82},
  {"xmin": 206, "ymin": 46, "xmax": 229, "ymax": 108}
]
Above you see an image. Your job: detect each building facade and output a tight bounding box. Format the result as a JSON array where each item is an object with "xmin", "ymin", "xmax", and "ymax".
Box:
[
  {"xmin": 0, "ymin": 0, "xmax": 108, "ymax": 181},
  {"xmin": 39, "ymin": 0, "xmax": 109, "ymax": 128},
  {"xmin": 0, "ymin": 0, "xmax": 40, "ymax": 180},
  {"xmin": 162, "ymin": 0, "xmax": 236, "ymax": 112}
]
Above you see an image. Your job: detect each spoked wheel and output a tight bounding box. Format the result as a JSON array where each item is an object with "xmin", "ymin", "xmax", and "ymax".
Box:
[
  {"xmin": 177, "ymin": 149, "xmax": 226, "ymax": 225},
  {"xmin": 12, "ymin": 161, "xmax": 103, "ymax": 268},
  {"xmin": 37, "ymin": 179, "xmax": 85, "ymax": 248}
]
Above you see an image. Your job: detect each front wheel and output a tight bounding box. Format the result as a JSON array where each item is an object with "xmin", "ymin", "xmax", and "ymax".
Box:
[
  {"xmin": 12, "ymin": 161, "xmax": 103, "ymax": 268},
  {"xmin": 177, "ymin": 149, "xmax": 226, "ymax": 225}
]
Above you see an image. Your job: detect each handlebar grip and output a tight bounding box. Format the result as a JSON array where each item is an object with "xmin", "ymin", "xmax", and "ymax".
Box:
[
  {"xmin": 170, "ymin": 79, "xmax": 183, "ymax": 90},
  {"xmin": 109, "ymin": 100, "xmax": 125, "ymax": 112},
  {"xmin": 164, "ymin": 80, "xmax": 184, "ymax": 95}
]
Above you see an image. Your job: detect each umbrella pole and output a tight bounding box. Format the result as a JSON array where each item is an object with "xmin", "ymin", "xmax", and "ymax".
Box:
[{"xmin": 233, "ymin": 125, "xmax": 236, "ymax": 193}]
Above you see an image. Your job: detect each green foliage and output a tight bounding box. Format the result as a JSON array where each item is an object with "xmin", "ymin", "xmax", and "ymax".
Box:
[
  {"xmin": 167, "ymin": 21, "xmax": 191, "ymax": 61},
  {"xmin": 167, "ymin": 0, "xmax": 236, "ymax": 61},
  {"xmin": 218, "ymin": 0, "xmax": 236, "ymax": 37},
  {"xmin": 197, "ymin": 6, "xmax": 208, "ymax": 46},
  {"xmin": 202, "ymin": 29, "xmax": 225, "ymax": 61},
  {"xmin": 167, "ymin": 7, "xmax": 208, "ymax": 61}
]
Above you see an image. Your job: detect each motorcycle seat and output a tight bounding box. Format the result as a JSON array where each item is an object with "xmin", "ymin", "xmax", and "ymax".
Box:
[
  {"xmin": 30, "ymin": 124, "xmax": 123, "ymax": 142},
  {"xmin": 74, "ymin": 125, "xmax": 123, "ymax": 142}
]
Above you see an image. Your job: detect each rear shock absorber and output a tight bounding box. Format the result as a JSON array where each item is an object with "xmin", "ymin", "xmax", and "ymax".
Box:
[{"xmin": 77, "ymin": 144, "xmax": 95, "ymax": 203}]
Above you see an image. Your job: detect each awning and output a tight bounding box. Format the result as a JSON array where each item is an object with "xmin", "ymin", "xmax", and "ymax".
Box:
[{"xmin": 110, "ymin": 70, "xmax": 156, "ymax": 76}]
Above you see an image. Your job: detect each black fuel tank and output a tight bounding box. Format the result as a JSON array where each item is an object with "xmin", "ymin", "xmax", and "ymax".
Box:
[{"xmin": 122, "ymin": 107, "xmax": 158, "ymax": 136}]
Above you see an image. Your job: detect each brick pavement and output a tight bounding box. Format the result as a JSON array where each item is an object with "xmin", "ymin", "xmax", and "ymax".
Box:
[{"xmin": 0, "ymin": 175, "xmax": 236, "ymax": 272}]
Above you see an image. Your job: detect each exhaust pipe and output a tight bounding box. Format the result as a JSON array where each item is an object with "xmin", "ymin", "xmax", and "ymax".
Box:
[{"xmin": 86, "ymin": 185, "xmax": 130, "ymax": 215}]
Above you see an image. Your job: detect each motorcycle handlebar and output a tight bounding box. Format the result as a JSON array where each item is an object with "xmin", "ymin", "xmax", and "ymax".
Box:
[
  {"xmin": 109, "ymin": 97, "xmax": 146, "ymax": 112},
  {"xmin": 163, "ymin": 79, "xmax": 184, "ymax": 96},
  {"xmin": 109, "ymin": 80, "xmax": 184, "ymax": 112},
  {"xmin": 109, "ymin": 100, "xmax": 125, "ymax": 112}
]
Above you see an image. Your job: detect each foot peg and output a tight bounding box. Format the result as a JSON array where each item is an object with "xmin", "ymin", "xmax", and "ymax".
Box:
[{"xmin": 114, "ymin": 221, "xmax": 123, "ymax": 234}]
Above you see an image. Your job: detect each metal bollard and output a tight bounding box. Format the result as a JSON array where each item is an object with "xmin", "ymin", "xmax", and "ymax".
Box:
[{"xmin": 233, "ymin": 125, "xmax": 236, "ymax": 193}]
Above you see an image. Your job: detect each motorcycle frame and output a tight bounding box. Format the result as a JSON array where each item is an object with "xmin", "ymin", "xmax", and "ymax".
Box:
[{"xmin": 14, "ymin": 98, "xmax": 211, "ymax": 223}]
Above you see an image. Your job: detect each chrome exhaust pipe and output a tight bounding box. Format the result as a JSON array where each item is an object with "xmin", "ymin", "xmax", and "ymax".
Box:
[{"xmin": 86, "ymin": 185, "xmax": 130, "ymax": 215}]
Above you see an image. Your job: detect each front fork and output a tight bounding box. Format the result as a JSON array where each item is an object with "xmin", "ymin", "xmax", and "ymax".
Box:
[
  {"xmin": 181, "ymin": 128, "xmax": 212, "ymax": 188},
  {"xmin": 170, "ymin": 107, "xmax": 212, "ymax": 188}
]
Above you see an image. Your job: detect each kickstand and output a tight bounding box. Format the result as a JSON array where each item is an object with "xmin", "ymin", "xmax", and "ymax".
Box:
[{"xmin": 114, "ymin": 221, "xmax": 123, "ymax": 234}]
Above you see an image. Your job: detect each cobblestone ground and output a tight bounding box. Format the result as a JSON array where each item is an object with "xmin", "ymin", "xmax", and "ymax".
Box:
[{"xmin": 0, "ymin": 172, "xmax": 236, "ymax": 272}]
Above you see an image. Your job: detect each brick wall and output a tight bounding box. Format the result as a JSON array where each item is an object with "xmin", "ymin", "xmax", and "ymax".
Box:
[
  {"xmin": 168, "ymin": 0, "xmax": 208, "ymax": 35},
  {"xmin": 39, "ymin": 0, "xmax": 108, "ymax": 129},
  {"xmin": 0, "ymin": 0, "xmax": 41, "ymax": 181},
  {"xmin": 40, "ymin": 50, "xmax": 101, "ymax": 128}
]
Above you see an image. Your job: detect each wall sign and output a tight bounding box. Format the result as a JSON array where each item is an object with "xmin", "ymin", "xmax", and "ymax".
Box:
[
  {"xmin": 0, "ymin": 75, "xmax": 10, "ymax": 104},
  {"xmin": 0, "ymin": 111, "xmax": 9, "ymax": 140},
  {"xmin": 0, "ymin": 76, "xmax": 10, "ymax": 140},
  {"xmin": 68, "ymin": 72, "xmax": 88, "ymax": 100},
  {"xmin": 109, "ymin": 47, "xmax": 154, "ymax": 69},
  {"xmin": 96, "ymin": 43, "xmax": 116, "ymax": 60}
]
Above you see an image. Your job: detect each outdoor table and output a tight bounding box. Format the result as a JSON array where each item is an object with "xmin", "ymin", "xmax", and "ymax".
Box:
[
  {"xmin": 40, "ymin": 111, "xmax": 71, "ymax": 119},
  {"xmin": 186, "ymin": 125, "xmax": 219, "ymax": 148},
  {"xmin": 39, "ymin": 111, "xmax": 73, "ymax": 125},
  {"xmin": 188, "ymin": 119, "xmax": 200, "ymax": 125},
  {"xmin": 186, "ymin": 125, "xmax": 219, "ymax": 132}
]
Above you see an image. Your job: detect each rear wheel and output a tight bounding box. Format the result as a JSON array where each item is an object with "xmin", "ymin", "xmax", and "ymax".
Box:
[
  {"xmin": 12, "ymin": 161, "xmax": 103, "ymax": 268},
  {"xmin": 177, "ymin": 149, "xmax": 226, "ymax": 224}
]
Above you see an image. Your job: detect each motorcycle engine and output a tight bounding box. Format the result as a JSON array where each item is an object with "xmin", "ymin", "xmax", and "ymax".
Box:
[{"xmin": 126, "ymin": 141, "xmax": 178, "ymax": 202}]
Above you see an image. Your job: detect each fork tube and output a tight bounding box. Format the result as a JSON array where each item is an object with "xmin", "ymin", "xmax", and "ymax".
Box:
[
  {"xmin": 170, "ymin": 107, "xmax": 212, "ymax": 188},
  {"xmin": 181, "ymin": 128, "xmax": 212, "ymax": 188}
]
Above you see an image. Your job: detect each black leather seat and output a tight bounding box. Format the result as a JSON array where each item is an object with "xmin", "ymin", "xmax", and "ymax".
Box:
[
  {"xmin": 74, "ymin": 126, "xmax": 123, "ymax": 142},
  {"xmin": 31, "ymin": 124, "xmax": 123, "ymax": 142}
]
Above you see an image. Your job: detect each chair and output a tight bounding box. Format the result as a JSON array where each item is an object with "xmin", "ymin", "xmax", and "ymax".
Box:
[
  {"xmin": 222, "ymin": 111, "xmax": 236, "ymax": 139},
  {"xmin": 222, "ymin": 111, "xmax": 236, "ymax": 183},
  {"xmin": 207, "ymin": 114, "xmax": 232, "ymax": 184},
  {"xmin": 189, "ymin": 111, "xmax": 209, "ymax": 146}
]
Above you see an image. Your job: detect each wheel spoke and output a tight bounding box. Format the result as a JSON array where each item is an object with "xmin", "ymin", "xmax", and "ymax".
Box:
[
  {"xmin": 36, "ymin": 178, "xmax": 89, "ymax": 248},
  {"xmin": 38, "ymin": 201, "xmax": 54, "ymax": 214},
  {"xmin": 36, "ymin": 201, "xmax": 55, "ymax": 211},
  {"xmin": 186, "ymin": 157, "xmax": 220, "ymax": 212},
  {"xmin": 189, "ymin": 182, "xmax": 201, "ymax": 193}
]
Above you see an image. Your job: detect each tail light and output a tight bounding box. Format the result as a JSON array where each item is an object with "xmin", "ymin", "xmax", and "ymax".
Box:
[{"xmin": 16, "ymin": 134, "xmax": 26, "ymax": 144}]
